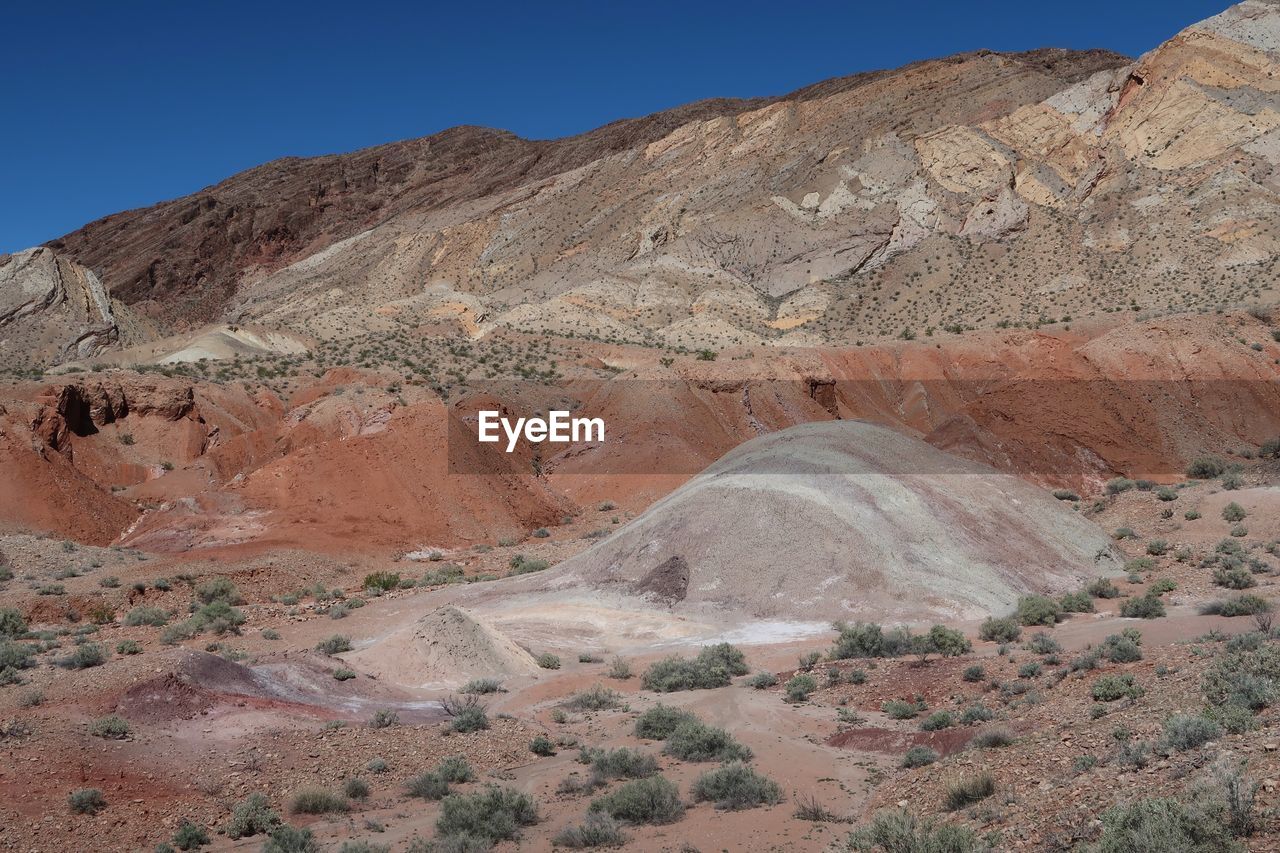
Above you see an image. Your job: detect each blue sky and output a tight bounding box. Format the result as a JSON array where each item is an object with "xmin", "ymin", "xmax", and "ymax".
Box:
[{"xmin": 1, "ymin": 0, "xmax": 1229, "ymax": 253}]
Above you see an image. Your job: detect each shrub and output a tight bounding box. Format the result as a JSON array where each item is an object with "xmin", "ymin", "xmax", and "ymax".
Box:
[
  {"xmin": 1222, "ymin": 502, "xmax": 1248, "ymax": 523},
  {"xmin": 563, "ymin": 683, "xmax": 623, "ymax": 711},
  {"xmin": 262, "ymin": 825, "xmax": 320, "ymax": 853},
  {"xmin": 745, "ymin": 671, "xmax": 778, "ymax": 689},
  {"xmin": 962, "ymin": 664, "xmax": 985, "ymax": 682},
  {"xmin": 115, "ymin": 639, "xmax": 142, "ymax": 655},
  {"xmin": 508, "ymin": 556, "xmax": 550, "ymax": 576},
  {"xmin": 530, "ymin": 735, "xmax": 556, "ymax": 756},
  {"xmin": 1, "ymin": 641, "xmax": 37, "ymax": 672},
  {"xmin": 1202, "ymin": 643, "xmax": 1280, "ymax": 709},
  {"xmin": 830, "ymin": 622, "xmax": 914, "ymax": 659},
  {"xmin": 1088, "ymin": 577, "xmax": 1121, "ymax": 599},
  {"xmin": 435, "ymin": 786, "xmax": 538, "ymax": 843},
  {"xmin": 1052, "ymin": 489, "xmax": 1080, "ymax": 501},
  {"xmin": 588, "ymin": 776, "xmax": 683, "ymax": 825},
  {"xmin": 797, "ymin": 650, "xmax": 822, "ymax": 671},
  {"xmin": 640, "ymin": 648, "xmax": 739, "ymax": 692},
  {"xmin": 1186, "ymin": 458, "xmax": 1226, "ymax": 479},
  {"xmin": 450, "ymin": 707, "xmax": 489, "ymax": 734},
  {"xmin": 57, "ymin": 643, "xmax": 107, "ymax": 669},
  {"xmin": 1025, "ymin": 632, "xmax": 1062, "ymax": 654},
  {"xmin": 978, "ymin": 616, "xmax": 1021, "ymax": 643},
  {"xmin": 406, "ymin": 772, "xmax": 451, "ymax": 800},
  {"xmin": 1093, "ymin": 673, "xmax": 1142, "ymax": 702},
  {"xmin": 226, "ymin": 793, "xmax": 281, "ymax": 839},
  {"xmin": 552, "ymin": 812, "xmax": 627, "ymax": 848},
  {"xmin": 785, "ymin": 673, "xmax": 818, "ymax": 702},
  {"xmin": 960, "ymin": 704, "xmax": 994, "ymax": 725},
  {"xmin": 607, "ymin": 657, "xmax": 632, "ymax": 679},
  {"xmin": 369, "ymin": 709, "xmax": 399, "ymax": 728},
  {"xmin": 1060, "ymin": 591, "xmax": 1095, "ymax": 613},
  {"xmin": 171, "ymin": 820, "xmax": 210, "ymax": 850},
  {"xmin": 460, "ymin": 678, "xmax": 503, "ymax": 695},
  {"xmin": 581, "ymin": 747, "xmax": 659, "ymax": 780},
  {"xmin": 0, "ymin": 607, "xmax": 27, "ymax": 637},
  {"xmin": 920, "ymin": 711, "xmax": 954, "ymax": 731},
  {"xmin": 1101, "ymin": 632, "xmax": 1143, "ymax": 663},
  {"xmin": 902, "ymin": 746, "xmax": 938, "ymax": 768},
  {"xmin": 194, "ymin": 577, "xmax": 242, "ymax": 605},
  {"xmin": 436, "ymin": 755, "xmax": 476, "ymax": 783},
  {"xmin": 1200, "ymin": 595, "xmax": 1270, "ymax": 617},
  {"xmin": 882, "ymin": 699, "xmax": 923, "ymax": 720},
  {"xmin": 89, "ymin": 715, "xmax": 131, "ymax": 740},
  {"xmin": 1146, "ymin": 539, "xmax": 1170, "ymax": 556},
  {"xmin": 290, "ymin": 787, "xmax": 348, "ymax": 815},
  {"xmin": 848, "ymin": 809, "xmax": 988, "ymax": 852},
  {"xmin": 1160, "ymin": 715, "xmax": 1222, "ymax": 752},
  {"xmin": 634, "ymin": 704, "xmax": 698, "ymax": 740},
  {"xmin": 1018, "ymin": 661, "xmax": 1043, "ymax": 679},
  {"xmin": 1156, "ymin": 487, "xmax": 1179, "ymax": 502},
  {"xmin": 344, "ymin": 778, "xmax": 369, "ymax": 800},
  {"xmin": 69, "ymin": 787, "xmax": 106, "ymax": 815},
  {"xmin": 1092, "ymin": 796, "xmax": 1236, "ymax": 852},
  {"xmin": 362, "ymin": 572, "xmax": 400, "ymax": 592},
  {"xmin": 1213, "ymin": 566, "xmax": 1256, "ymax": 590},
  {"xmin": 1106, "ymin": 478, "xmax": 1135, "ymax": 495},
  {"xmin": 333, "ymin": 668, "xmax": 356, "ymax": 681},
  {"xmin": 691, "ymin": 762, "xmax": 782, "ymax": 811},
  {"xmin": 943, "ymin": 773, "xmax": 995, "ymax": 810},
  {"xmin": 537, "ymin": 652, "xmax": 561, "ymax": 670},
  {"xmin": 970, "ymin": 728, "xmax": 1015, "ymax": 749},
  {"xmin": 662, "ymin": 720, "xmax": 751, "ymax": 762},
  {"xmin": 1150, "ymin": 578, "xmax": 1177, "ymax": 595},
  {"xmin": 316, "ymin": 635, "xmax": 352, "ymax": 654},
  {"xmin": 1120, "ymin": 594, "xmax": 1166, "ymax": 619}
]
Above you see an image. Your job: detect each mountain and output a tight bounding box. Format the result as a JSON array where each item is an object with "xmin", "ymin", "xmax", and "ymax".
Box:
[{"xmin": 2, "ymin": 47, "xmax": 1131, "ymax": 369}]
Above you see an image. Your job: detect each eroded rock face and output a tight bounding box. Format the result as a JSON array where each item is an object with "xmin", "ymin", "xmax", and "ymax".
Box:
[{"xmin": 0, "ymin": 247, "xmax": 117, "ymax": 367}]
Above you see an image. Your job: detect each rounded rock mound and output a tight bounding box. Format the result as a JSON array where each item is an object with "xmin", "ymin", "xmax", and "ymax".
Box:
[{"xmin": 538, "ymin": 420, "xmax": 1122, "ymax": 623}]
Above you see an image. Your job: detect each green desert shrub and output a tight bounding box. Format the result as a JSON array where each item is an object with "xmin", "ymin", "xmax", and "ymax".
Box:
[
  {"xmin": 1015, "ymin": 595, "xmax": 1062, "ymax": 626},
  {"xmin": 882, "ymin": 698, "xmax": 924, "ymax": 720},
  {"xmin": 588, "ymin": 776, "xmax": 683, "ymax": 825},
  {"xmin": 848, "ymin": 809, "xmax": 988, "ymax": 852},
  {"xmin": 1222, "ymin": 502, "xmax": 1248, "ymax": 523},
  {"xmin": 1088, "ymin": 577, "xmax": 1121, "ymax": 599},
  {"xmin": 1060, "ymin": 591, "xmax": 1095, "ymax": 613},
  {"xmin": 1091, "ymin": 796, "xmax": 1238, "ymax": 853},
  {"xmin": 68, "ymin": 787, "xmax": 106, "ymax": 815},
  {"xmin": 460, "ymin": 678, "xmax": 503, "ymax": 695},
  {"xmin": 362, "ymin": 571, "xmax": 400, "ymax": 591},
  {"xmin": 562, "ymin": 683, "xmax": 623, "ymax": 711},
  {"xmin": 1159, "ymin": 715, "xmax": 1222, "ymax": 752},
  {"xmin": 785, "ymin": 673, "xmax": 818, "ymax": 702},
  {"xmin": 634, "ymin": 704, "xmax": 698, "ymax": 740},
  {"xmin": 1092, "ymin": 673, "xmax": 1143, "ymax": 702},
  {"xmin": 1186, "ymin": 457, "xmax": 1226, "ymax": 479},
  {"xmin": 226, "ymin": 793, "xmax": 281, "ymax": 839},
  {"xmin": 662, "ymin": 720, "xmax": 752, "ymax": 762},
  {"xmin": 745, "ymin": 671, "xmax": 778, "ymax": 689},
  {"xmin": 316, "ymin": 635, "xmax": 352, "ymax": 654},
  {"xmin": 691, "ymin": 762, "xmax": 782, "ymax": 811},
  {"xmin": 640, "ymin": 643, "xmax": 747, "ymax": 692},
  {"xmin": 536, "ymin": 652, "xmax": 562, "ymax": 670},
  {"xmin": 436, "ymin": 755, "xmax": 476, "ymax": 783},
  {"xmin": 289, "ymin": 786, "xmax": 348, "ymax": 815},
  {"xmin": 920, "ymin": 711, "xmax": 954, "ymax": 731},
  {"xmin": 1121, "ymin": 594, "xmax": 1166, "ymax": 619},
  {"xmin": 902, "ymin": 746, "xmax": 938, "ymax": 768},
  {"xmin": 962, "ymin": 664, "xmax": 985, "ymax": 682},
  {"xmin": 1202, "ymin": 643, "xmax": 1280, "ymax": 710},
  {"xmin": 580, "ymin": 746, "xmax": 659, "ymax": 780},
  {"xmin": 171, "ymin": 820, "xmax": 210, "ymax": 850},
  {"xmin": 406, "ymin": 772, "xmax": 451, "ymax": 801},
  {"xmin": 978, "ymin": 616, "xmax": 1021, "ymax": 643},
  {"xmin": 0, "ymin": 608, "xmax": 25, "ymax": 637},
  {"xmin": 530, "ymin": 735, "xmax": 556, "ymax": 756},
  {"xmin": 1101, "ymin": 631, "xmax": 1143, "ymax": 663},
  {"xmin": 435, "ymin": 786, "xmax": 538, "ymax": 843},
  {"xmin": 943, "ymin": 773, "xmax": 995, "ymax": 811},
  {"xmin": 57, "ymin": 642, "xmax": 107, "ymax": 669},
  {"xmin": 343, "ymin": 778, "xmax": 369, "ymax": 800},
  {"xmin": 1200, "ymin": 595, "xmax": 1270, "ymax": 617},
  {"xmin": 969, "ymin": 727, "xmax": 1015, "ymax": 749},
  {"xmin": 830, "ymin": 622, "xmax": 914, "ymax": 659},
  {"xmin": 261, "ymin": 825, "xmax": 319, "ymax": 853},
  {"xmin": 551, "ymin": 812, "xmax": 627, "ymax": 849},
  {"xmin": 89, "ymin": 715, "xmax": 131, "ymax": 740}
]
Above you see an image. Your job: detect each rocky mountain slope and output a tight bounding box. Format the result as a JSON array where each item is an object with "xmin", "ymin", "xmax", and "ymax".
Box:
[{"xmin": 0, "ymin": 1, "xmax": 1273, "ymax": 372}]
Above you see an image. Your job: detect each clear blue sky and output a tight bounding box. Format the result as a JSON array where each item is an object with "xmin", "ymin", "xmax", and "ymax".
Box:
[{"xmin": 1, "ymin": 0, "xmax": 1230, "ymax": 254}]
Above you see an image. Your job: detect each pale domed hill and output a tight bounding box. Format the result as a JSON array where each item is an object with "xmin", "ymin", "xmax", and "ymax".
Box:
[{"xmin": 496, "ymin": 420, "xmax": 1123, "ymax": 624}]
